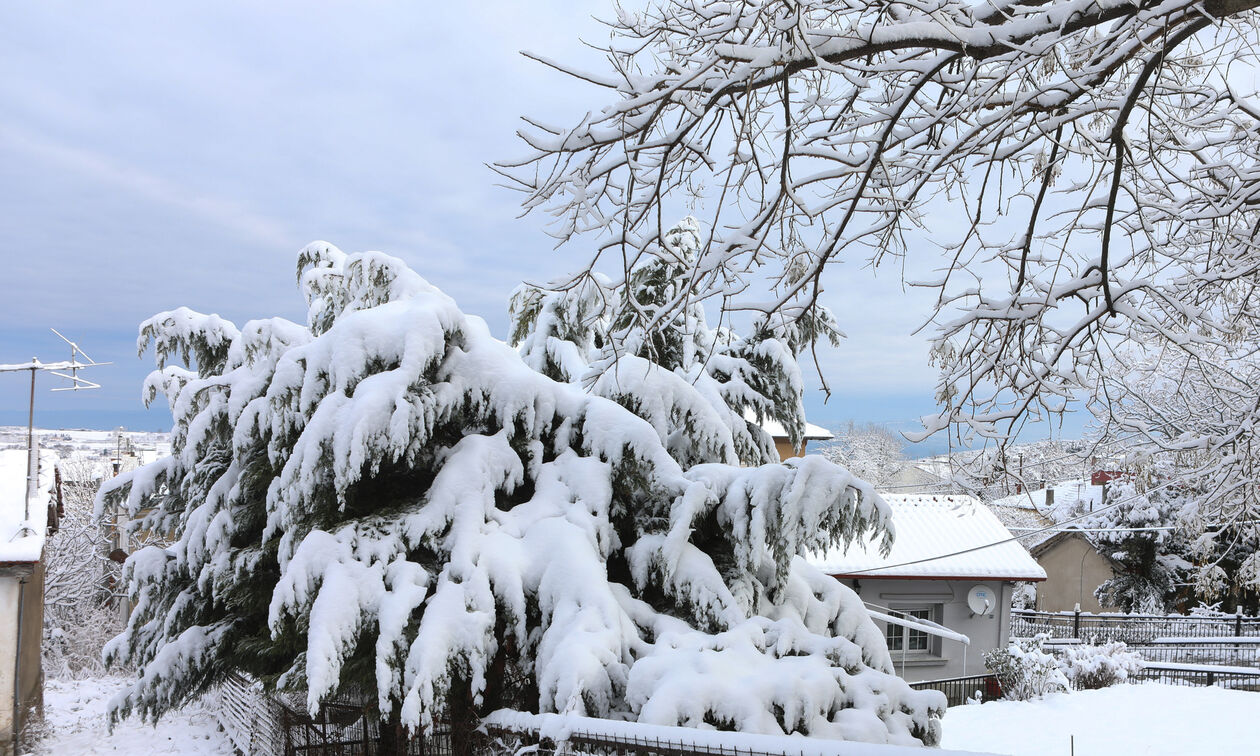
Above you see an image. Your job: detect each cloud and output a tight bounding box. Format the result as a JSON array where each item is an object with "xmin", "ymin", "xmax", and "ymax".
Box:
[{"xmin": 1, "ymin": 122, "xmax": 295, "ymax": 249}]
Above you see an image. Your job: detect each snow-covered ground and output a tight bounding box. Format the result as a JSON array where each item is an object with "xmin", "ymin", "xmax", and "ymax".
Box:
[
  {"xmin": 24, "ymin": 678, "xmax": 234, "ymax": 755},
  {"xmin": 941, "ymin": 683, "xmax": 1255, "ymax": 755},
  {"xmin": 25, "ymin": 678, "xmax": 1255, "ymax": 755}
]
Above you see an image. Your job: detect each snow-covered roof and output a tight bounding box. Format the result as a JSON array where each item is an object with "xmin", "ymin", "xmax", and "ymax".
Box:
[
  {"xmin": 743, "ymin": 409, "xmax": 833, "ymax": 440},
  {"xmin": 809, "ymin": 494, "xmax": 1047, "ymax": 581},
  {"xmin": 988, "ymin": 479, "xmax": 1102, "ymax": 523},
  {"xmin": 986, "ymin": 502, "xmax": 1058, "ymax": 550},
  {"xmin": 0, "ymin": 448, "xmax": 57, "ymax": 564}
]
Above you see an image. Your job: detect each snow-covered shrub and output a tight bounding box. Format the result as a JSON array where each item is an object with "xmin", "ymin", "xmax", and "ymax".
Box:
[
  {"xmin": 42, "ymin": 458, "xmax": 127, "ymax": 679},
  {"xmin": 98, "ymin": 243, "xmax": 944, "ymax": 748},
  {"xmin": 1059, "ymin": 642, "xmax": 1143, "ymax": 690},
  {"xmin": 1084, "ymin": 480, "xmax": 1190, "ymax": 614},
  {"xmin": 1011, "ymin": 582, "xmax": 1036, "ymax": 611},
  {"xmin": 983, "ymin": 636, "xmax": 1068, "ymax": 701},
  {"xmin": 44, "ymin": 599, "xmax": 128, "ymax": 680}
]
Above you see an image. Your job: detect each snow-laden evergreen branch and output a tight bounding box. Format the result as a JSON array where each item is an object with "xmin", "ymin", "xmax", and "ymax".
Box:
[{"xmin": 97, "ymin": 243, "xmax": 942, "ymax": 746}]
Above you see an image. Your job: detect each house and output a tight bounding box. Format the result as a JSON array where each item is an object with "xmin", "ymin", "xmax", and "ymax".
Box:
[
  {"xmin": 750, "ymin": 414, "xmax": 833, "ymax": 460},
  {"xmin": 987, "ymin": 485, "xmax": 1120, "ymax": 613},
  {"xmin": 1026, "ymin": 531, "xmax": 1121, "ymax": 613},
  {"xmin": 0, "ymin": 448, "xmax": 60, "ymax": 756},
  {"xmin": 809, "ymin": 494, "xmax": 1046, "ymax": 682}
]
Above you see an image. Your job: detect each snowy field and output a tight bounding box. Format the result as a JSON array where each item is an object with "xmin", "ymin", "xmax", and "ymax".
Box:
[
  {"xmin": 940, "ymin": 683, "xmax": 1254, "ymax": 755},
  {"xmin": 26, "ymin": 678, "xmax": 233, "ymax": 755}
]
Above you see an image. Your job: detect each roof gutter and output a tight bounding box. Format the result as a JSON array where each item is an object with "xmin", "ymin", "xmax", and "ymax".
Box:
[{"xmin": 829, "ymin": 572, "xmax": 1046, "ymax": 582}]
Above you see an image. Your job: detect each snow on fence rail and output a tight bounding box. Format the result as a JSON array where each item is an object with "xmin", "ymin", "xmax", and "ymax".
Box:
[
  {"xmin": 1128, "ymin": 642, "xmax": 1260, "ymax": 667},
  {"xmin": 1134, "ymin": 661, "xmax": 1260, "ymax": 691},
  {"xmin": 481, "ymin": 711, "xmax": 1001, "ymax": 756},
  {"xmin": 1011, "ymin": 609, "xmax": 1260, "ymax": 645}
]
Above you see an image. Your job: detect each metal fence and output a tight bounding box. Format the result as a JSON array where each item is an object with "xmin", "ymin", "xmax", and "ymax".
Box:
[
  {"xmin": 208, "ymin": 674, "xmax": 454, "ymax": 756},
  {"xmin": 1134, "ymin": 664, "xmax": 1260, "ymax": 691},
  {"xmin": 909, "ymin": 674, "xmax": 1002, "ymax": 707},
  {"xmin": 208, "ymin": 679, "xmax": 969, "ymax": 756},
  {"xmin": 205, "ymin": 672, "xmax": 287, "ymax": 756},
  {"xmin": 479, "ymin": 712, "xmax": 963, "ymax": 756},
  {"xmin": 1011, "ymin": 609, "xmax": 1260, "ymax": 645},
  {"xmin": 1128, "ymin": 640, "xmax": 1260, "ymax": 667},
  {"xmin": 482, "ymin": 725, "xmax": 816, "ymax": 756}
]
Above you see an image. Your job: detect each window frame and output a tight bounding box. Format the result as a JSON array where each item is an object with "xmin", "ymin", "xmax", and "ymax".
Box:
[{"xmin": 884, "ymin": 604, "xmax": 944, "ymax": 657}]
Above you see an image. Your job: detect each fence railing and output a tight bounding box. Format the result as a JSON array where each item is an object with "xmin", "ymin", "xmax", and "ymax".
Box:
[
  {"xmin": 481, "ymin": 710, "xmax": 993, "ymax": 756},
  {"xmin": 1125, "ymin": 641, "xmax": 1260, "ymax": 667},
  {"xmin": 1011, "ymin": 609, "xmax": 1260, "ymax": 645},
  {"xmin": 205, "ymin": 672, "xmax": 286, "ymax": 756},
  {"xmin": 1134, "ymin": 662, "xmax": 1260, "ymax": 691},
  {"xmin": 909, "ymin": 674, "xmax": 1002, "ymax": 708},
  {"xmin": 209, "ymin": 677, "xmax": 979, "ymax": 756},
  {"xmin": 208, "ymin": 673, "xmax": 451, "ymax": 756}
]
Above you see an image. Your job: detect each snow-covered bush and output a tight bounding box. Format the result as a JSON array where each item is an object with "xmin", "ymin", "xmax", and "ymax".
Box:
[
  {"xmin": 1059, "ymin": 642, "xmax": 1143, "ymax": 690},
  {"xmin": 1010, "ymin": 582, "xmax": 1036, "ymax": 611},
  {"xmin": 821, "ymin": 423, "xmax": 906, "ymax": 489},
  {"xmin": 983, "ymin": 636, "xmax": 1068, "ymax": 701},
  {"xmin": 98, "ymin": 244, "xmax": 944, "ymax": 749},
  {"xmin": 42, "ymin": 457, "xmax": 128, "ymax": 680},
  {"xmin": 1092, "ymin": 481, "xmax": 1190, "ymax": 614}
]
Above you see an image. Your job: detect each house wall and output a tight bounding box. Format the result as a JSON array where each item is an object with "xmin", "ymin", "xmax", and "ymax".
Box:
[
  {"xmin": 849, "ymin": 577, "xmax": 1014, "ymax": 683},
  {"xmin": 1034, "ymin": 536, "xmax": 1119, "ymax": 613},
  {"xmin": 0, "ymin": 564, "xmax": 44, "ymax": 756},
  {"xmin": 0, "ymin": 575, "xmax": 18, "ymax": 756},
  {"xmin": 775, "ymin": 439, "xmax": 801, "ymax": 460}
]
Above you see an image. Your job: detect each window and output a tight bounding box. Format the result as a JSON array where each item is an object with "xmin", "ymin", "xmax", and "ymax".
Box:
[{"xmin": 885, "ymin": 606, "xmax": 942, "ymax": 654}]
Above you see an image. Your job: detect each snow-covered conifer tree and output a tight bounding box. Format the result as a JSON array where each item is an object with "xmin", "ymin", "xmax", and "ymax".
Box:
[
  {"xmin": 99, "ymin": 244, "xmax": 943, "ymax": 750},
  {"xmin": 510, "ymin": 217, "xmax": 841, "ymax": 468},
  {"xmin": 1080, "ymin": 481, "xmax": 1190, "ymax": 614}
]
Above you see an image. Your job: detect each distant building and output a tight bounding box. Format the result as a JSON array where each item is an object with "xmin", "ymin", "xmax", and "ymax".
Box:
[
  {"xmin": 987, "ymin": 485, "xmax": 1121, "ymax": 613},
  {"xmin": 0, "ymin": 448, "xmax": 60, "ymax": 756},
  {"xmin": 810, "ymin": 494, "xmax": 1046, "ymax": 682},
  {"xmin": 1027, "ymin": 531, "xmax": 1121, "ymax": 614},
  {"xmin": 749, "ymin": 414, "xmax": 834, "ymax": 460}
]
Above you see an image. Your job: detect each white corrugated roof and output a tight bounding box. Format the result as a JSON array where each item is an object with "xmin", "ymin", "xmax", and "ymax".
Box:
[{"xmin": 809, "ymin": 494, "xmax": 1047, "ymax": 581}]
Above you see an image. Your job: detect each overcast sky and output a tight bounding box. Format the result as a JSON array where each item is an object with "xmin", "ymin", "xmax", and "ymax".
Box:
[{"xmin": 0, "ymin": 1, "xmax": 1084, "ymax": 455}]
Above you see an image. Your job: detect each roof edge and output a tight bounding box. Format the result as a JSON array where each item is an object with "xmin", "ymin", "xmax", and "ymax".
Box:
[{"xmin": 828, "ymin": 572, "xmax": 1047, "ymax": 583}]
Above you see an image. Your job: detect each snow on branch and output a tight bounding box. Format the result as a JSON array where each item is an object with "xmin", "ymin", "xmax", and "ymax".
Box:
[
  {"xmin": 103, "ymin": 243, "xmax": 942, "ymax": 746},
  {"xmin": 500, "ymin": 0, "xmax": 1260, "ymax": 512}
]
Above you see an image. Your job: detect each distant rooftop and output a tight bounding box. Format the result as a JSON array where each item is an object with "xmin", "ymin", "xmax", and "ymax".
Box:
[
  {"xmin": 809, "ymin": 493, "xmax": 1047, "ymax": 581},
  {"xmin": 0, "ymin": 448, "xmax": 57, "ymax": 564},
  {"xmin": 742, "ymin": 410, "xmax": 833, "ymax": 441}
]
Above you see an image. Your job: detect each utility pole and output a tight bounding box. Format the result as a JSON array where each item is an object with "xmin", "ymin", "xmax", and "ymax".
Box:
[{"xmin": 1, "ymin": 330, "xmax": 107, "ymax": 522}]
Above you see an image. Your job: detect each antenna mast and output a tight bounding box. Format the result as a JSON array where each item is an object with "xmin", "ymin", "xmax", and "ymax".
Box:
[{"xmin": 0, "ymin": 330, "xmax": 109, "ymax": 522}]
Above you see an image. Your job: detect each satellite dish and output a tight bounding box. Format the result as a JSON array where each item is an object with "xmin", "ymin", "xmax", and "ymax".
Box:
[{"xmin": 967, "ymin": 585, "xmax": 995, "ymax": 616}]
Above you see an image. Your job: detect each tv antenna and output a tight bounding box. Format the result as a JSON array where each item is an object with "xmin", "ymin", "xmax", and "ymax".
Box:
[{"xmin": 1, "ymin": 329, "xmax": 109, "ymax": 521}]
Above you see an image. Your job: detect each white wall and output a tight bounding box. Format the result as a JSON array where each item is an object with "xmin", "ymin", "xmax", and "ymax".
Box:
[
  {"xmin": 0, "ymin": 577, "xmax": 20, "ymax": 756},
  {"xmin": 847, "ymin": 577, "xmax": 1012, "ymax": 682}
]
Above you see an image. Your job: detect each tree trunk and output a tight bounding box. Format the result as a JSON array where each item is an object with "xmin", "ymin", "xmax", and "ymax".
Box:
[
  {"xmin": 377, "ymin": 707, "xmax": 409, "ymax": 756},
  {"xmin": 448, "ymin": 674, "xmax": 477, "ymax": 756}
]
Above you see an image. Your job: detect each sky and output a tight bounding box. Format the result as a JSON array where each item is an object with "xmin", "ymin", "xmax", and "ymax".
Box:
[{"xmin": 0, "ymin": 1, "xmax": 1086, "ymax": 456}]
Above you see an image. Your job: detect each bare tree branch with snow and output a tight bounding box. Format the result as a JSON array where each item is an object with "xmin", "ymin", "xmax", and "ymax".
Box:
[{"xmin": 500, "ymin": 0, "xmax": 1260, "ymax": 509}]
